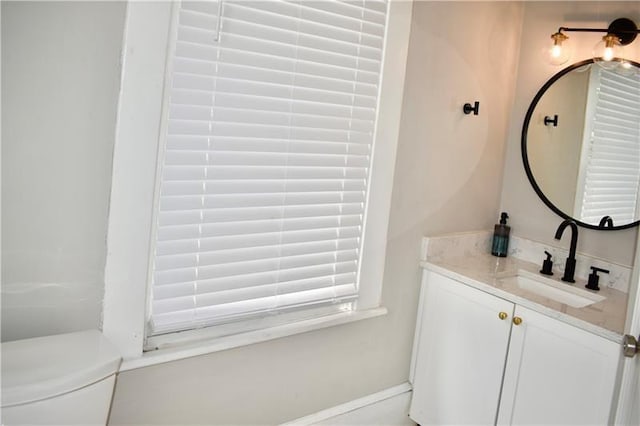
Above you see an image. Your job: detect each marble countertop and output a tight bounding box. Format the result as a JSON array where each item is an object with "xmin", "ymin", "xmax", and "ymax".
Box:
[{"xmin": 422, "ymin": 252, "xmax": 628, "ymax": 343}]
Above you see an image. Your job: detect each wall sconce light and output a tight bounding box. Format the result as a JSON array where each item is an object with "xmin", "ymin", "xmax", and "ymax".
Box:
[
  {"xmin": 546, "ymin": 17, "xmax": 639, "ymax": 69},
  {"xmin": 546, "ymin": 31, "xmax": 571, "ymax": 65}
]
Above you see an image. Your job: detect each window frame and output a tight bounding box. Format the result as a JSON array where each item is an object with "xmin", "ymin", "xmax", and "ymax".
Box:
[{"xmin": 102, "ymin": 0, "xmax": 413, "ymax": 366}]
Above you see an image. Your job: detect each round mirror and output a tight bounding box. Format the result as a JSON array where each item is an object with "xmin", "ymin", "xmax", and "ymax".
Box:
[{"xmin": 522, "ymin": 59, "xmax": 640, "ymax": 230}]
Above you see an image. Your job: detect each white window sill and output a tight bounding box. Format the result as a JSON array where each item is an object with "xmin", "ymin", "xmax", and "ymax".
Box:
[{"xmin": 120, "ymin": 307, "xmax": 387, "ymax": 371}]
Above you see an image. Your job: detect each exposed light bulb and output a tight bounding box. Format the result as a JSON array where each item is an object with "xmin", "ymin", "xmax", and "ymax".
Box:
[
  {"xmin": 545, "ymin": 32, "xmax": 571, "ymax": 66},
  {"xmin": 593, "ymin": 34, "xmax": 625, "ymax": 70},
  {"xmin": 603, "ymin": 46, "xmax": 615, "ymax": 61}
]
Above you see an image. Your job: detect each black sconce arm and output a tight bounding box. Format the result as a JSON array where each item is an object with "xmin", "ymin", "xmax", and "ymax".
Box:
[{"xmin": 556, "ymin": 18, "xmax": 639, "ymax": 46}]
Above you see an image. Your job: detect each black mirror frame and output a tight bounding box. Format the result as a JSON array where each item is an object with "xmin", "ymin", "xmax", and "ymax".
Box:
[{"xmin": 522, "ymin": 58, "xmax": 640, "ymax": 231}]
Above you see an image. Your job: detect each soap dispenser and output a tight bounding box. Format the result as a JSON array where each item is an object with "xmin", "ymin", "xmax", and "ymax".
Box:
[{"xmin": 491, "ymin": 212, "xmax": 510, "ymax": 257}]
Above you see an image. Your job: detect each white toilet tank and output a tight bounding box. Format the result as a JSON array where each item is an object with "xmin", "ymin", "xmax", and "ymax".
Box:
[{"xmin": 1, "ymin": 330, "xmax": 121, "ymax": 425}]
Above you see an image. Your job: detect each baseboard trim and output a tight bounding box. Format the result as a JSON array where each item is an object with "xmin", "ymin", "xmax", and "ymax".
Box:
[{"xmin": 281, "ymin": 382, "xmax": 412, "ymax": 425}]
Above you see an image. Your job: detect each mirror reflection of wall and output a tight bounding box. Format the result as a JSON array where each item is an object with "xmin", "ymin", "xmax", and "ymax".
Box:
[
  {"xmin": 525, "ymin": 61, "xmax": 640, "ymax": 229},
  {"xmin": 528, "ymin": 67, "xmax": 589, "ymax": 214}
]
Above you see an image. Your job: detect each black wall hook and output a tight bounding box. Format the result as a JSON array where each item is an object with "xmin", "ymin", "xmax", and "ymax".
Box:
[
  {"xmin": 544, "ymin": 114, "xmax": 559, "ymax": 127},
  {"xmin": 463, "ymin": 101, "xmax": 479, "ymax": 115}
]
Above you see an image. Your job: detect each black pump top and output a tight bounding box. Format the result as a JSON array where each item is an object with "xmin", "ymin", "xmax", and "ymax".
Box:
[{"xmin": 500, "ymin": 212, "xmax": 509, "ymax": 225}]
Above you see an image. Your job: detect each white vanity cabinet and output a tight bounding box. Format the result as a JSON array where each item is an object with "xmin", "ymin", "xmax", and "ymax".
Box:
[
  {"xmin": 409, "ymin": 271, "xmax": 514, "ymax": 424},
  {"xmin": 498, "ymin": 305, "xmax": 619, "ymax": 425},
  {"xmin": 410, "ymin": 270, "xmax": 620, "ymax": 425}
]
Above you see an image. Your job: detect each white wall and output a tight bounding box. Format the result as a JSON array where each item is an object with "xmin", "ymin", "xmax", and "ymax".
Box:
[
  {"xmin": 1, "ymin": 1, "xmax": 126, "ymax": 341},
  {"xmin": 108, "ymin": 2, "xmax": 523, "ymax": 424},
  {"xmin": 500, "ymin": 2, "xmax": 640, "ymax": 267}
]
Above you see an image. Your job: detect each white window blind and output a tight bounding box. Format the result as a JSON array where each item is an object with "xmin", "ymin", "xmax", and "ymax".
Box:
[
  {"xmin": 576, "ymin": 66, "xmax": 640, "ymax": 225},
  {"xmin": 149, "ymin": 0, "xmax": 388, "ymax": 335}
]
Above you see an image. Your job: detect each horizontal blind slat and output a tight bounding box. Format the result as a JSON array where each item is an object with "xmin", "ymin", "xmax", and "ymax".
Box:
[
  {"xmin": 156, "ymin": 225, "xmax": 363, "ymax": 256},
  {"xmin": 155, "ymin": 237, "xmax": 361, "ymax": 272}
]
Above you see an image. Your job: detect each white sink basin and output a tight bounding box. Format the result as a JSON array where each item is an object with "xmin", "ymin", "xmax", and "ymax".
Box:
[{"xmin": 499, "ymin": 270, "xmax": 605, "ymax": 308}]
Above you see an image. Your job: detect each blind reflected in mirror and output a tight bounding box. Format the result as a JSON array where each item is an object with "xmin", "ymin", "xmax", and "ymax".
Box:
[{"xmin": 522, "ymin": 59, "xmax": 640, "ymax": 230}]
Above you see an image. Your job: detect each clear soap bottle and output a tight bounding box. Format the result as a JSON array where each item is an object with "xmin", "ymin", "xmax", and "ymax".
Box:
[{"xmin": 491, "ymin": 212, "xmax": 510, "ymax": 257}]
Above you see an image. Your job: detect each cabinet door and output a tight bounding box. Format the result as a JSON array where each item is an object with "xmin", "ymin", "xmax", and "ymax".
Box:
[
  {"xmin": 410, "ymin": 271, "xmax": 515, "ymax": 425},
  {"xmin": 498, "ymin": 305, "xmax": 619, "ymax": 425}
]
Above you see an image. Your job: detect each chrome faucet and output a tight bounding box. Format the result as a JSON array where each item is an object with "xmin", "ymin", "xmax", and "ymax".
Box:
[{"xmin": 554, "ymin": 219, "xmax": 578, "ymax": 283}]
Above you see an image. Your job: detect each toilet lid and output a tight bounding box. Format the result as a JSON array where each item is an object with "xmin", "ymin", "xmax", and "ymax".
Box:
[{"xmin": 1, "ymin": 329, "xmax": 121, "ymax": 407}]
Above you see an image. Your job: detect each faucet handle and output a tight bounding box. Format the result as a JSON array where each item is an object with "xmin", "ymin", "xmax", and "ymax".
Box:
[
  {"xmin": 540, "ymin": 251, "xmax": 553, "ymax": 276},
  {"xmin": 586, "ymin": 266, "xmax": 610, "ymax": 291}
]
